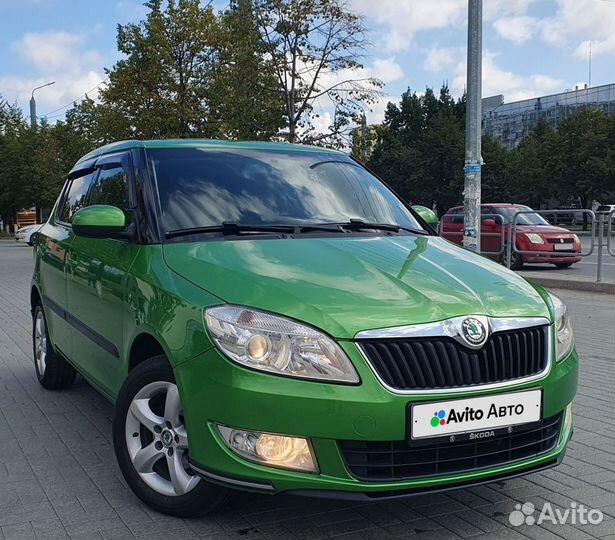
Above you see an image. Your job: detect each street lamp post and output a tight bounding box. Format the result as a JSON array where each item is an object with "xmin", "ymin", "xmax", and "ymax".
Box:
[
  {"xmin": 29, "ymin": 81, "xmax": 55, "ymax": 129},
  {"xmin": 463, "ymin": 0, "xmax": 482, "ymax": 253}
]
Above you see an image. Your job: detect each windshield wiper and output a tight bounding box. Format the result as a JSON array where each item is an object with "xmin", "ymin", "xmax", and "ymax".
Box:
[
  {"xmin": 329, "ymin": 219, "xmax": 428, "ymax": 235},
  {"xmin": 165, "ymin": 222, "xmax": 296, "ymax": 239},
  {"xmin": 165, "ymin": 220, "xmax": 428, "ymax": 239}
]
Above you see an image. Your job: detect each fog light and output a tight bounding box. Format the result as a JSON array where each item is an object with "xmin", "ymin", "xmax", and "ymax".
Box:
[{"xmin": 217, "ymin": 425, "xmax": 318, "ymax": 473}]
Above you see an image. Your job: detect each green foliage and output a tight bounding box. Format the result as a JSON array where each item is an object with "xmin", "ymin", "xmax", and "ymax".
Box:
[
  {"xmin": 368, "ymin": 86, "xmax": 615, "ymax": 214},
  {"xmin": 102, "ymin": 0, "xmax": 220, "ymax": 138},
  {"xmin": 367, "ymin": 86, "xmax": 465, "ymax": 213},
  {"xmin": 209, "ymin": 0, "xmax": 286, "ymax": 140}
]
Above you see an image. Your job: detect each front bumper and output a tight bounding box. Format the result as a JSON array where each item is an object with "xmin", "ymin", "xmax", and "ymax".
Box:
[
  {"xmin": 175, "ymin": 340, "xmax": 578, "ymax": 497},
  {"xmin": 519, "ymin": 241, "xmax": 582, "ymax": 265}
]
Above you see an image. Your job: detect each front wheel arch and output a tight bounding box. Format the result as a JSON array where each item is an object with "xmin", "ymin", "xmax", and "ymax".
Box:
[
  {"xmin": 128, "ymin": 332, "xmax": 168, "ymax": 372},
  {"xmin": 30, "ymin": 285, "xmax": 42, "ymax": 314}
]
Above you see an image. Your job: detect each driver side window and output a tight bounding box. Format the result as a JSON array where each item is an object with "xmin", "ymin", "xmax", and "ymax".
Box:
[{"xmin": 58, "ymin": 171, "xmax": 96, "ymax": 224}]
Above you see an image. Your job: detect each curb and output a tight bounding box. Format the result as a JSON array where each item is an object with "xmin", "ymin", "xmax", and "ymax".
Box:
[{"xmin": 519, "ymin": 275, "xmax": 615, "ymax": 294}]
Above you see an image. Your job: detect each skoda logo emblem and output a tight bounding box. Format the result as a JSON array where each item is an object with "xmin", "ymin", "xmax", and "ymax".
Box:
[
  {"xmin": 461, "ymin": 317, "xmax": 487, "ymax": 347},
  {"xmin": 161, "ymin": 430, "xmax": 174, "ymax": 447}
]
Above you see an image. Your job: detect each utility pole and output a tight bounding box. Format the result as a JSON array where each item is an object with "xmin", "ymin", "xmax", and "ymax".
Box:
[
  {"xmin": 29, "ymin": 81, "xmax": 55, "ymax": 129},
  {"xmin": 463, "ymin": 0, "xmax": 482, "ymax": 253}
]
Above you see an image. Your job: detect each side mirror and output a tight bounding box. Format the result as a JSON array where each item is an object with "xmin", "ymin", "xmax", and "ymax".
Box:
[
  {"xmin": 412, "ymin": 205, "xmax": 439, "ymax": 227},
  {"xmin": 72, "ymin": 205, "xmax": 128, "ymax": 239},
  {"xmin": 482, "ymin": 218, "xmax": 497, "ymax": 227}
]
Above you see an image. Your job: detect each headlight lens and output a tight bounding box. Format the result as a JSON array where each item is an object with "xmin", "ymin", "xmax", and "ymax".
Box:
[
  {"xmin": 549, "ymin": 292, "xmax": 574, "ymax": 361},
  {"xmin": 204, "ymin": 306, "xmax": 359, "ymax": 383},
  {"xmin": 525, "ymin": 233, "xmax": 544, "ymax": 244}
]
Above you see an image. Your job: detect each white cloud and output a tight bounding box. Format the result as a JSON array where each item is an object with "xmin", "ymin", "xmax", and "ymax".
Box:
[
  {"xmin": 493, "ymin": 16, "xmax": 541, "ymax": 44},
  {"xmin": 3, "ymin": 31, "xmax": 107, "ymax": 119},
  {"xmin": 349, "ymin": 0, "xmax": 541, "ymax": 52},
  {"xmin": 13, "ymin": 32, "xmax": 91, "ymax": 74},
  {"xmin": 424, "ymin": 46, "xmax": 456, "ymax": 73},
  {"xmin": 453, "ymin": 51, "xmax": 564, "ymax": 102},
  {"xmin": 575, "ymin": 35, "xmax": 615, "ymax": 61},
  {"xmin": 365, "ymin": 95, "xmax": 397, "ymax": 124},
  {"xmin": 370, "ymin": 57, "xmax": 404, "ymax": 83},
  {"xmin": 349, "ymin": 0, "xmax": 466, "ymax": 51},
  {"xmin": 483, "ymin": 0, "xmax": 541, "ymax": 20},
  {"xmin": 315, "ymin": 56, "xmax": 404, "ymax": 92},
  {"xmin": 539, "ymin": 0, "xmax": 615, "ymax": 57}
]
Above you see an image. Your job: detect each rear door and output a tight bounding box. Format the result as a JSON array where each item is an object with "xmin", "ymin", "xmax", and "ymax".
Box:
[{"xmin": 66, "ymin": 152, "xmax": 140, "ymax": 397}]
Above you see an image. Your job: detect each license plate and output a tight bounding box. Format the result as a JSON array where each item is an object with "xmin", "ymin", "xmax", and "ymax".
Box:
[
  {"xmin": 410, "ymin": 389, "xmax": 542, "ymax": 440},
  {"xmin": 553, "ymin": 243, "xmax": 573, "ymax": 251}
]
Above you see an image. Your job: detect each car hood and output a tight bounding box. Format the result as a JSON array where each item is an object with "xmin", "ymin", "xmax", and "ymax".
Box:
[
  {"xmin": 163, "ymin": 235, "xmax": 551, "ymax": 339},
  {"xmin": 515, "ymin": 224, "xmax": 572, "ymax": 234}
]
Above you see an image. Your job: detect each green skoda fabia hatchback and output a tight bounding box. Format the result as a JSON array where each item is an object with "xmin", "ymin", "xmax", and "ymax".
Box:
[{"xmin": 31, "ymin": 140, "xmax": 577, "ymax": 516}]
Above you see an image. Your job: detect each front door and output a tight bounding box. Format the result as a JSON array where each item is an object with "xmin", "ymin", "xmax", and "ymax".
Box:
[
  {"xmin": 66, "ymin": 153, "xmax": 140, "ymax": 397},
  {"xmin": 40, "ymin": 171, "xmax": 95, "ymax": 358}
]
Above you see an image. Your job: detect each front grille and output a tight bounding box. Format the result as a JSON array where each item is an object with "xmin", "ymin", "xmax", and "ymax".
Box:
[
  {"xmin": 547, "ymin": 238, "xmax": 574, "ymax": 244},
  {"xmin": 339, "ymin": 414, "xmax": 562, "ymax": 482},
  {"xmin": 359, "ymin": 325, "xmax": 548, "ymax": 391}
]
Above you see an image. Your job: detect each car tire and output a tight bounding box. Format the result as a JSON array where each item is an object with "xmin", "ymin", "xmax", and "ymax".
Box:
[
  {"xmin": 555, "ymin": 263, "xmax": 572, "ymax": 269},
  {"xmin": 503, "ymin": 247, "xmax": 524, "ymax": 270},
  {"xmin": 33, "ymin": 303, "xmax": 76, "ymax": 390},
  {"xmin": 113, "ymin": 356, "xmax": 230, "ymax": 517}
]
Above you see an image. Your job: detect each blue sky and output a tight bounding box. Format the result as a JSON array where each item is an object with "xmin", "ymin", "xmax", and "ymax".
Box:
[{"xmin": 1, "ymin": 0, "xmax": 614, "ymax": 125}]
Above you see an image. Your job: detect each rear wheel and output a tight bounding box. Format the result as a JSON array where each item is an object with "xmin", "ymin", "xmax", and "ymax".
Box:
[
  {"xmin": 33, "ymin": 303, "xmax": 76, "ymax": 390},
  {"xmin": 113, "ymin": 356, "xmax": 230, "ymax": 517}
]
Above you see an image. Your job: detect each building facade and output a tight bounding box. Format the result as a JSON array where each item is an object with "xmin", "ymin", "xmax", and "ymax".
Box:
[{"xmin": 483, "ymin": 82, "xmax": 615, "ymax": 149}]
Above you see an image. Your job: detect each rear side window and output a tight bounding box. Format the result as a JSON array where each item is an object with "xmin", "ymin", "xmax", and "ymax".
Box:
[
  {"xmin": 89, "ymin": 166, "xmax": 129, "ymax": 210},
  {"xmin": 58, "ymin": 172, "xmax": 96, "ymax": 223}
]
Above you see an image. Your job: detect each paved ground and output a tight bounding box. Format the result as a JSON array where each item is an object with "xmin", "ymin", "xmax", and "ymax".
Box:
[{"xmin": 1, "ymin": 239, "xmax": 614, "ymax": 540}]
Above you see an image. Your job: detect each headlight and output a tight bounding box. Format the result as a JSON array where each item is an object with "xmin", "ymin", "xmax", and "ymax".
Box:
[
  {"xmin": 204, "ymin": 306, "xmax": 359, "ymax": 383},
  {"xmin": 525, "ymin": 233, "xmax": 544, "ymax": 244},
  {"xmin": 548, "ymin": 292, "xmax": 574, "ymax": 361}
]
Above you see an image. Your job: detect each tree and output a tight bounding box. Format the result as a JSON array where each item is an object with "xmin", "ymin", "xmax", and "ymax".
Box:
[
  {"xmin": 209, "ymin": 0, "xmax": 286, "ymax": 140},
  {"xmin": 552, "ymin": 109, "xmax": 613, "ymax": 227},
  {"xmin": 367, "ymin": 85, "xmax": 465, "ymax": 213},
  {"xmin": 508, "ymin": 120, "xmax": 558, "ymax": 208},
  {"xmin": 101, "ymin": 0, "xmax": 220, "ymax": 138},
  {"xmin": 253, "ymin": 0, "xmax": 382, "ymax": 146}
]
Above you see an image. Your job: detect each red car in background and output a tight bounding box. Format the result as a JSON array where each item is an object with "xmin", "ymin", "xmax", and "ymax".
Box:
[{"xmin": 439, "ymin": 203, "xmax": 582, "ymax": 269}]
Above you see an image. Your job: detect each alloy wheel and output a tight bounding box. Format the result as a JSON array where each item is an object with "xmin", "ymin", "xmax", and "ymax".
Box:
[
  {"xmin": 125, "ymin": 381, "xmax": 200, "ymax": 497},
  {"xmin": 34, "ymin": 309, "xmax": 47, "ymax": 375}
]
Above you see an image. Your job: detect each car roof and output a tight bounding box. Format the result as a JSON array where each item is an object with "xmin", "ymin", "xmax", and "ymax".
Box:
[
  {"xmin": 446, "ymin": 203, "xmax": 528, "ymax": 212},
  {"xmin": 74, "ymin": 139, "xmax": 344, "ymax": 168}
]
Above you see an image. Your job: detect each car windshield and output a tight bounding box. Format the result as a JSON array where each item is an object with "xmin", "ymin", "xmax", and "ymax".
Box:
[
  {"xmin": 148, "ymin": 147, "xmax": 424, "ymax": 236},
  {"xmin": 496, "ymin": 207, "xmax": 550, "ymax": 226}
]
